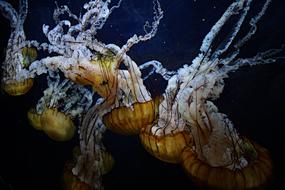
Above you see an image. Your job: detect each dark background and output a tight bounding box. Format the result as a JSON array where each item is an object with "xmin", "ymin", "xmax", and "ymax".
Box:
[{"xmin": 0, "ymin": 0, "xmax": 285, "ymax": 189}]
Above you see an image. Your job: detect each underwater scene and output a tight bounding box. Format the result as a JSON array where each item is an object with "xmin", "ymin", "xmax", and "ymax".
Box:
[{"xmin": 0, "ymin": 0, "xmax": 285, "ymax": 189}]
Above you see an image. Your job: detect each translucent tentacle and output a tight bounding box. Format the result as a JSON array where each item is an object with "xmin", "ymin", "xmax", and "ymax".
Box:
[
  {"xmin": 0, "ymin": 0, "xmax": 18, "ymax": 28},
  {"xmin": 118, "ymin": 0, "xmax": 163, "ymax": 56},
  {"xmin": 139, "ymin": 60, "xmax": 176, "ymax": 80},
  {"xmin": 235, "ymin": 0, "xmax": 272, "ymax": 49},
  {"xmin": 211, "ymin": 0, "xmax": 252, "ymax": 59},
  {"xmin": 200, "ymin": 0, "xmax": 248, "ymax": 54},
  {"xmin": 18, "ymin": 0, "xmax": 28, "ymax": 26}
]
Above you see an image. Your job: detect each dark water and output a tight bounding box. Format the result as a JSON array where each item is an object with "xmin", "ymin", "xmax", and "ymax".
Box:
[{"xmin": 0, "ymin": 0, "xmax": 285, "ymax": 189}]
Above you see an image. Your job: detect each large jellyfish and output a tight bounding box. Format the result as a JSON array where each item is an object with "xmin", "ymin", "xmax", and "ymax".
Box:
[
  {"xmin": 153, "ymin": 0, "xmax": 282, "ymax": 189},
  {"xmin": 0, "ymin": 0, "xmax": 284, "ymax": 189}
]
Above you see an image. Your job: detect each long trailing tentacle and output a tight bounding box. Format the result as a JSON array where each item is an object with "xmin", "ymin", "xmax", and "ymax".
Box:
[
  {"xmin": 117, "ymin": 0, "xmax": 163, "ymax": 57},
  {"xmin": 18, "ymin": 0, "xmax": 28, "ymax": 26},
  {"xmin": 0, "ymin": 0, "xmax": 18, "ymax": 28}
]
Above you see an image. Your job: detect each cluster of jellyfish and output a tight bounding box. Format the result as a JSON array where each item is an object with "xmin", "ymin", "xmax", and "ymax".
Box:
[{"xmin": 0, "ymin": 0, "xmax": 283, "ymax": 189}]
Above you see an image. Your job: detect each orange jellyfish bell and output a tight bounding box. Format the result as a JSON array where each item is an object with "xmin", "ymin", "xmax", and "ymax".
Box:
[
  {"xmin": 102, "ymin": 99, "xmax": 159, "ymax": 135},
  {"xmin": 139, "ymin": 94, "xmax": 193, "ymax": 163},
  {"xmin": 178, "ymin": 96, "xmax": 273, "ymax": 189},
  {"xmin": 2, "ymin": 78, "xmax": 34, "ymax": 96},
  {"xmin": 27, "ymin": 107, "xmax": 43, "ymax": 130},
  {"xmin": 2, "ymin": 47, "xmax": 37, "ymax": 96},
  {"xmin": 181, "ymin": 138, "xmax": 272, "ymax": 190},
  {"xmin": 100, "ymin": 150, "xmax": 115, "ymax": 175},
  {"xmin": 140, "ymin": 124, "xmax": 192, "ymax": 164},
  {"xmin": 41, "ymin": 108, "xmax": 75, "ymax": 141},
  {"xmin": 67, "ymin": 51, "xmax": 118, "ymax": 98}
]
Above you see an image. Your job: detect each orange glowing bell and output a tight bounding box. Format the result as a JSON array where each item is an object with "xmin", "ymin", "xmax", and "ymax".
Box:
[
  {"xmin": 180, "ymin": 140, "xmax": 272, "ymax": 190},
  {"xmin": 140, "ymin": 124, "xmax": 192, "ymax": 164},
  {"xmin": 40, "ymin": 108, "xmax": 75, "ymax": 142},
  {"xmin": 103, "ymin": 99, "xmax": 159, "ymax": 135},
  {"xmin": 2, "ymin": 47, "xmax": 37, "ymax": 96},
  {"xmin": 68, "ymin": 52, "xmax": 118, "ymax": 98},
  {"xmin": 27, "ymin": 107, "xmax": 42, "ymax": 130},
  {"xmin": 2, "ymin": 78, "xmax": 33, "ymax": 96}
]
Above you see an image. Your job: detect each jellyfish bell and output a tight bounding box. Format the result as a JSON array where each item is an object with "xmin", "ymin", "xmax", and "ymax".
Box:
[
  {"xmin": 140, "ymin": 123, "xmax": 192, "ymax": 164},
  {"xmin": 41, "ymin": 108, "xmax": 75, "ymax": 142},
  {"xmin": 178, "ymin": 96, "xmax": 273, "ymax": 189},
  {"xmin": 27, "ymin": 107, "xmax": 42, "ymax": 130},
  {"xmin": 65, "ymin": 51, "xmax": 118, "ymax": 98},
  {"xmin": 181, "ymin": 139, "xmax": 272, "ymax": 190},
  {"xmin": 27, "ymin": 107, "xmax": 76, "ymax": 142},
  {"xmin": 139, "ymin": 82, "xmax": 193, "ymax": 163},
  {"xmin": 2, "ymin": 78, "xmax": 33, "ymax": 96},
  {"xmin": 27, "ymin": 106, "xmax": 77, "ymax": 142},
  {"xmin": 100, "ymin": 150, "xmax": 115, "ymax": 175},
  {"xmin": 102, "ymin": 98, "xmax": 159, "ymax": 135}
]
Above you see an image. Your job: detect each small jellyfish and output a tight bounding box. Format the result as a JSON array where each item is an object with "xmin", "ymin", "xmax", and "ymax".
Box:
[
  {"xmin": 0, "ymin": 0, "xmax": 35, "ymax": 96},
  {"xmin": 27, "ymin": 72, "xmax": 93, "ymax": 141},
  {"xmin": 2, "ymin": 47, "xmax": 36, "ymax": 96}
]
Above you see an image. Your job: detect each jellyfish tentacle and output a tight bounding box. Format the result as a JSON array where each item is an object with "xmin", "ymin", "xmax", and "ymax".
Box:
[
  {"xmin": 18, "ymin": 0, "xmax": 28, "ymax": 26},
  {"xmin": 106, "ymin": 44, "xmax": 152, "ymax": 104},
  {"xmin": 53, "ymin": 2, "xmax": 79, "ymax": 25},
  {"xmin": 200, "ymin": 0, "xmax": 250, "ymax": 54},
  {"xmin": 118, "ymin": 0, "xmax": 163, "ymax": 56},
  {"xmin": 235, "ymin": 0, "xmax": 272, "ymax": 49},
  {"xmin": 0, "ymin": 0, "xmax": 18, "ymax": 28},
  {"xmin": 210, "ymin": 0, "xmax": 252, "ymax": 59},
  {"xmin": 139, "ymin": 60, "xmax": 176, "ymax": 80},
  {"xmin": 73, "ymin": 98, "xmax": 114, "ymax": 190}
]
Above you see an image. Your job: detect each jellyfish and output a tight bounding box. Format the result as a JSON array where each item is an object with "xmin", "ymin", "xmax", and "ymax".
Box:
[
  {"xmin": 169, "ymin": 0, "xmax": 281, "ymax": 189},
  {"xmin": 27, "ymin": 71, "xmax": 93, "ymax": 141},
  {"xmin": 9, "ymin": 0, "xmax": 166, "ymax": 188},
  {"xmin": 0, "ymin": 0, "xmax": 35, "ymax": 96},
  {"xmin": 68, "ymin": 1, "xmax": 165, "ymax": 188},
  {"xmin": 12, "ymin": 0, "xmax": 163, "ymax": 137},
  {"xmin": 1, "ymin": 0, "xmax": 283, "ymax": 189}
]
